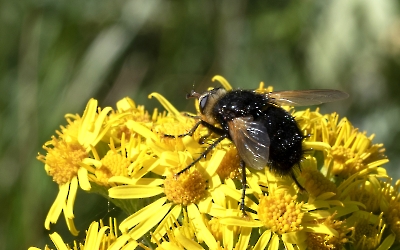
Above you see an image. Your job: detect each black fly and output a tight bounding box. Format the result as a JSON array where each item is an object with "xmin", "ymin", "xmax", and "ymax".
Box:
[{"xmin": 166, "ymin": 87, "xmax": 348, "ymax": 215}]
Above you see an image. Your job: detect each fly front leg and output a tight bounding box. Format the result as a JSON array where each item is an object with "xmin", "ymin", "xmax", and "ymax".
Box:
[
  {"xmin": 163, "ymin": 120, "xmax": 202, "ymax": 138},
  {"xmin": 175, "ymin": 134, "xmax": 228, "ymax": 176}
]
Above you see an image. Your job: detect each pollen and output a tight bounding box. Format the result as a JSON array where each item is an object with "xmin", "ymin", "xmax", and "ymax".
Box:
[
  {"xmin": 216, "ymin": 146, "xmax": 241, "ymax": 179},
  {"xmin": 40, "ymin": 137, "xmax": 87, "ymax": 185},
  {"xmin": 258, "ymin": 192, "xmax": 304, "ymax": 234},
  {"xmin": 302, "ymin": 168, "xmax": 337, "ymax": 197},
  {"xmin": 164, "ymin": 170, "xmax": 207, "ymax": 206},
  {"xmin": 95, "ymin": 151, "xmax": 130, "ymax": 186}
]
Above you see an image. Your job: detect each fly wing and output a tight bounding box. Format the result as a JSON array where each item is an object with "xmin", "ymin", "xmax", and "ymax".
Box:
[
  {"xmin": 267, "ymin": 89, "xmax": 348, "ymax": 106},
  {"xmin": 228, "ymin": 117, "xmax": 270, "ymax": 170}
]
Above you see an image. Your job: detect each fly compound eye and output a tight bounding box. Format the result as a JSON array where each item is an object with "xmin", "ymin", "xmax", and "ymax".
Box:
[
  {"xmin": 199, "ymin": 94, "xmax": 209, "ymax": 114},
  {"xmin": 198, "ymin": 88, "xmax": 228, "ymax": 124}
]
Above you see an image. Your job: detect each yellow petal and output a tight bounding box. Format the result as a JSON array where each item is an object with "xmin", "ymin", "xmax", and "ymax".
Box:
[
  {"xmin": 303, "ymin": 141, "xmax": 331, "ymax": 151},
  {"xmin": 187, "ymin": 203, "xmax": 218, "ymax": 249},
  {"xmin": 78, "ymin": 167, "xmax": 91, "ymax": 191},
  {"xmin": 377, "ymin": 234, "xmax": 395, "ymax": 250},
  {"xmin": 122, "ymin": 241, "xmax": 140, "ymax": 249},
  {"xmin": 119, "ymin": 197, "xmax": 167, "ymax": 233},
  {"xmin": 281, "ymin": 231, "xmax": 307, "ymax": 244},
  {"xmin": 109, "ymin": 185, "xmax": 164, "ymax": 199},
  {"xmin": 212, "ymin": 75, "xmax": 232, "ymax": 91},
  {"xmin": 174, "ymin": 228, "xmax": 204, "ymax": 250},
  {"xmin": 315, "ymin": 192, "xmax": 336, "ymax": 200},
  {"xmin": 79, "ymin": 98, "xmax": 98, "ymax": 145},
  {"xmin": 284, "ymin": 242, "xmax": 295, "ymax": 250},
  {"xmin": 204, "ymin": 149, "xmax": 225, "ymax": 177},
  {"xmin": 253, "ymin": 230, "xmax": 272, "ymax": 250},
  {"xmin": 366, "ymin": 159, "xmax": 389, "ymax": 169},
  {"xmin": 211, "ymin": 186, "xmax": 226, "ymax": 208},
  {"xmin": 89, "ymin": 107, "xmax": 112, "ymax": 146},
  {"xmin": 302, "ymin": 223, "xmax": 338, "ymax": 237},
  {"xmin": 82, "ymin": 157, "xmax": 102, "ymax": 168},
  {"xmin": 153, "ymin": 204, "xmax": 182, "ymax": 242},
  {"xmin": 109, "ymin": 176, "xmax": 164, "ymax": 186},
  {"xmin": 49, "ymin": 232, "xmax": 69, "ymax": 250},
  {"xmin": 65, "ymin": 176, "xmax": 78, "ymax": 218},
  {"xmin": 247, "ymin": 170, "xmax": 263, "ymax": 194},
  {"xmin": 109, "ymin": 234, "xmax": 132, "ymax": 250},
  {"xmin": 219, "ymin": 184, "xmax": 258, "ymax": 212},
  {"xmin": 148, "ymin": 92, "xmax": 184, "ymax": 122},
  {"xmin": 197, "ymin": 196, "xmax": 216, "ymax": 214},
  {"xmin": 125, "ymin": 120, "xmax": 157, "ymax": 141},
  {"xmin": 84, "ymin": 221, "xmax": 99, "ymax": 249},
  {"xmin": 45, "ymin": 182, "xmax": 69, "ymax": 229},
  {"xmin": 116, "ymin": 97, "xmax": 136, "ymax": 112},
  {"xmin": 219, "ymin": 217, "xmax": 263, "ymax": 228},
  {"xmin": 269, "ymin": 234, "xmax": 280, "ymax": 250},
  {"xmin": 63, "ymin": 207, "xmax": 79, "ymax": 236},
  {"xmin": 234, "ymin": 227, "xmax": 252, "ymax": 250},
  {"xmin": 129, "ymin": 203, "xmax": 173, "ymax": 240}
]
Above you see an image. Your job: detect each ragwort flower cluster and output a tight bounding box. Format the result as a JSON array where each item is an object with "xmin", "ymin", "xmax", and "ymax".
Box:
[{"xmin": 32, "ymin": 76, "xmax": 399, "ymax": 250}]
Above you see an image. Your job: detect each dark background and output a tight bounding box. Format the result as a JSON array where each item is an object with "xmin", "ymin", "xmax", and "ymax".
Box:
[{"xmin": 2, "ymin": 1, "xmax": 400, "ymax": 249}]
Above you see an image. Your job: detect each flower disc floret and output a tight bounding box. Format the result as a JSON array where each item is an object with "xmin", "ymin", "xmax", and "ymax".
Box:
[
  {"xmin": 42, "ymin": 137, "xmax": 87, "ymax": 185},
  {"xmin": 258, "ymin": 192, "xmax": 304, "ymax": 234},
  {"xmin": 306, "ymin": 213, "xmax": 351, "ymax": 250},
  {"xmin": 164, "ymin": 170, "xmax": 207, "ymax": 206},
  {"xmin": 95, "ymin": 151, "xmax": 130, "ymax": 186},
  {"xmin": 216, "ymin": 146, "xmax": 241, "ymax": 179},
  {"xmin": 302, "ymin": 168, "xmax": 337, "ymax": 197},
  {"xmin": 349, "ymin": 182, "xmax": 381, "ymax": 213},
  {"xmin": 354, "ymin": 218, "xmax": 382, "ymax": 250},
  {"xmin": 329, "ymin": 129, "xmax": 387, "ymax": 178}
]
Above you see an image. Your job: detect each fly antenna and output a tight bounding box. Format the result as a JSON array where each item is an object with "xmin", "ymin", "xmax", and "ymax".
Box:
[{"xmin": 186, "ymin": 89, "xmax": 201, "ymax": 99}]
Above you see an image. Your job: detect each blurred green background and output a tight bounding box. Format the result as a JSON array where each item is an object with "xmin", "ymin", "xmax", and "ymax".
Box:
[{"xmin": 2, "ymin": 0, "xmax": 400, "ymax": 249}]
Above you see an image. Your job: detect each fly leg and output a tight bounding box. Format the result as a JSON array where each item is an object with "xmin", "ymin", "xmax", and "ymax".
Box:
[
  {"xmin": 240, "ymin": 160, "xmax": 248, "ymax": 217},
  {"xmin": 175, "ymin": 134, "xmax": 228, "ymax": 176},
  {"xmin": 163, "ymin": 120, "xmax": 202, "ymax": 138}
]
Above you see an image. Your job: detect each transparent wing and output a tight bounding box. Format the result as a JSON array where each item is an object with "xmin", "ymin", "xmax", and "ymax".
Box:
[
  {"xmin": 228, "ymin": 117, "xmax": 270, "ymax": 170},
  {"xmin": 267, "ymin": 89, "xmax": 349, "ymax": 106}
]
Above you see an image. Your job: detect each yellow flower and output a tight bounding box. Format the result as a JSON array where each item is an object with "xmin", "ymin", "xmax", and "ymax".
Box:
[
  {"xmin": 35, "ymin": 75, "xmax": 399, "ymax": 249},
  {"xmin": 346, "ymin": 211, "xmax": 395, "ymax": 250},
  {"xmin": 28, "ymin": 218, "xmax": 140, "ymax": 250},
  {"xmin": 382, "ymin": 180, "xmax": 400, "ymax": 242},
  {"xmin": 87, "ymin": 135, "xmax": 135, "ymax": 188},
  {"xmin": 306, "ymin": 111, "xmax": 389, "ymax": 182},
  {"xmin": 215, "ymin": 145, "xmax": 241, "ymax": 180},
  {"xmin": 152, "ymin": 196, "xmax": 253, "ymax": 250},
  {"xmin": 217, "ymin": 179, "xmax": 347, "ymax": 249},
  {"xmin": 305, "ymin": 212, "xmax": 352, "ymax": 250},
  {"xmin": 258, "ymin": 191, "xmax": 304, "ymax": 234},
  {"xmin": 37, "ymin": 99, "xmax": 119, "ymax": 234},
  {"xmin": 103, "ymin": 92, "xmax": 228, "ymax": 246}
]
